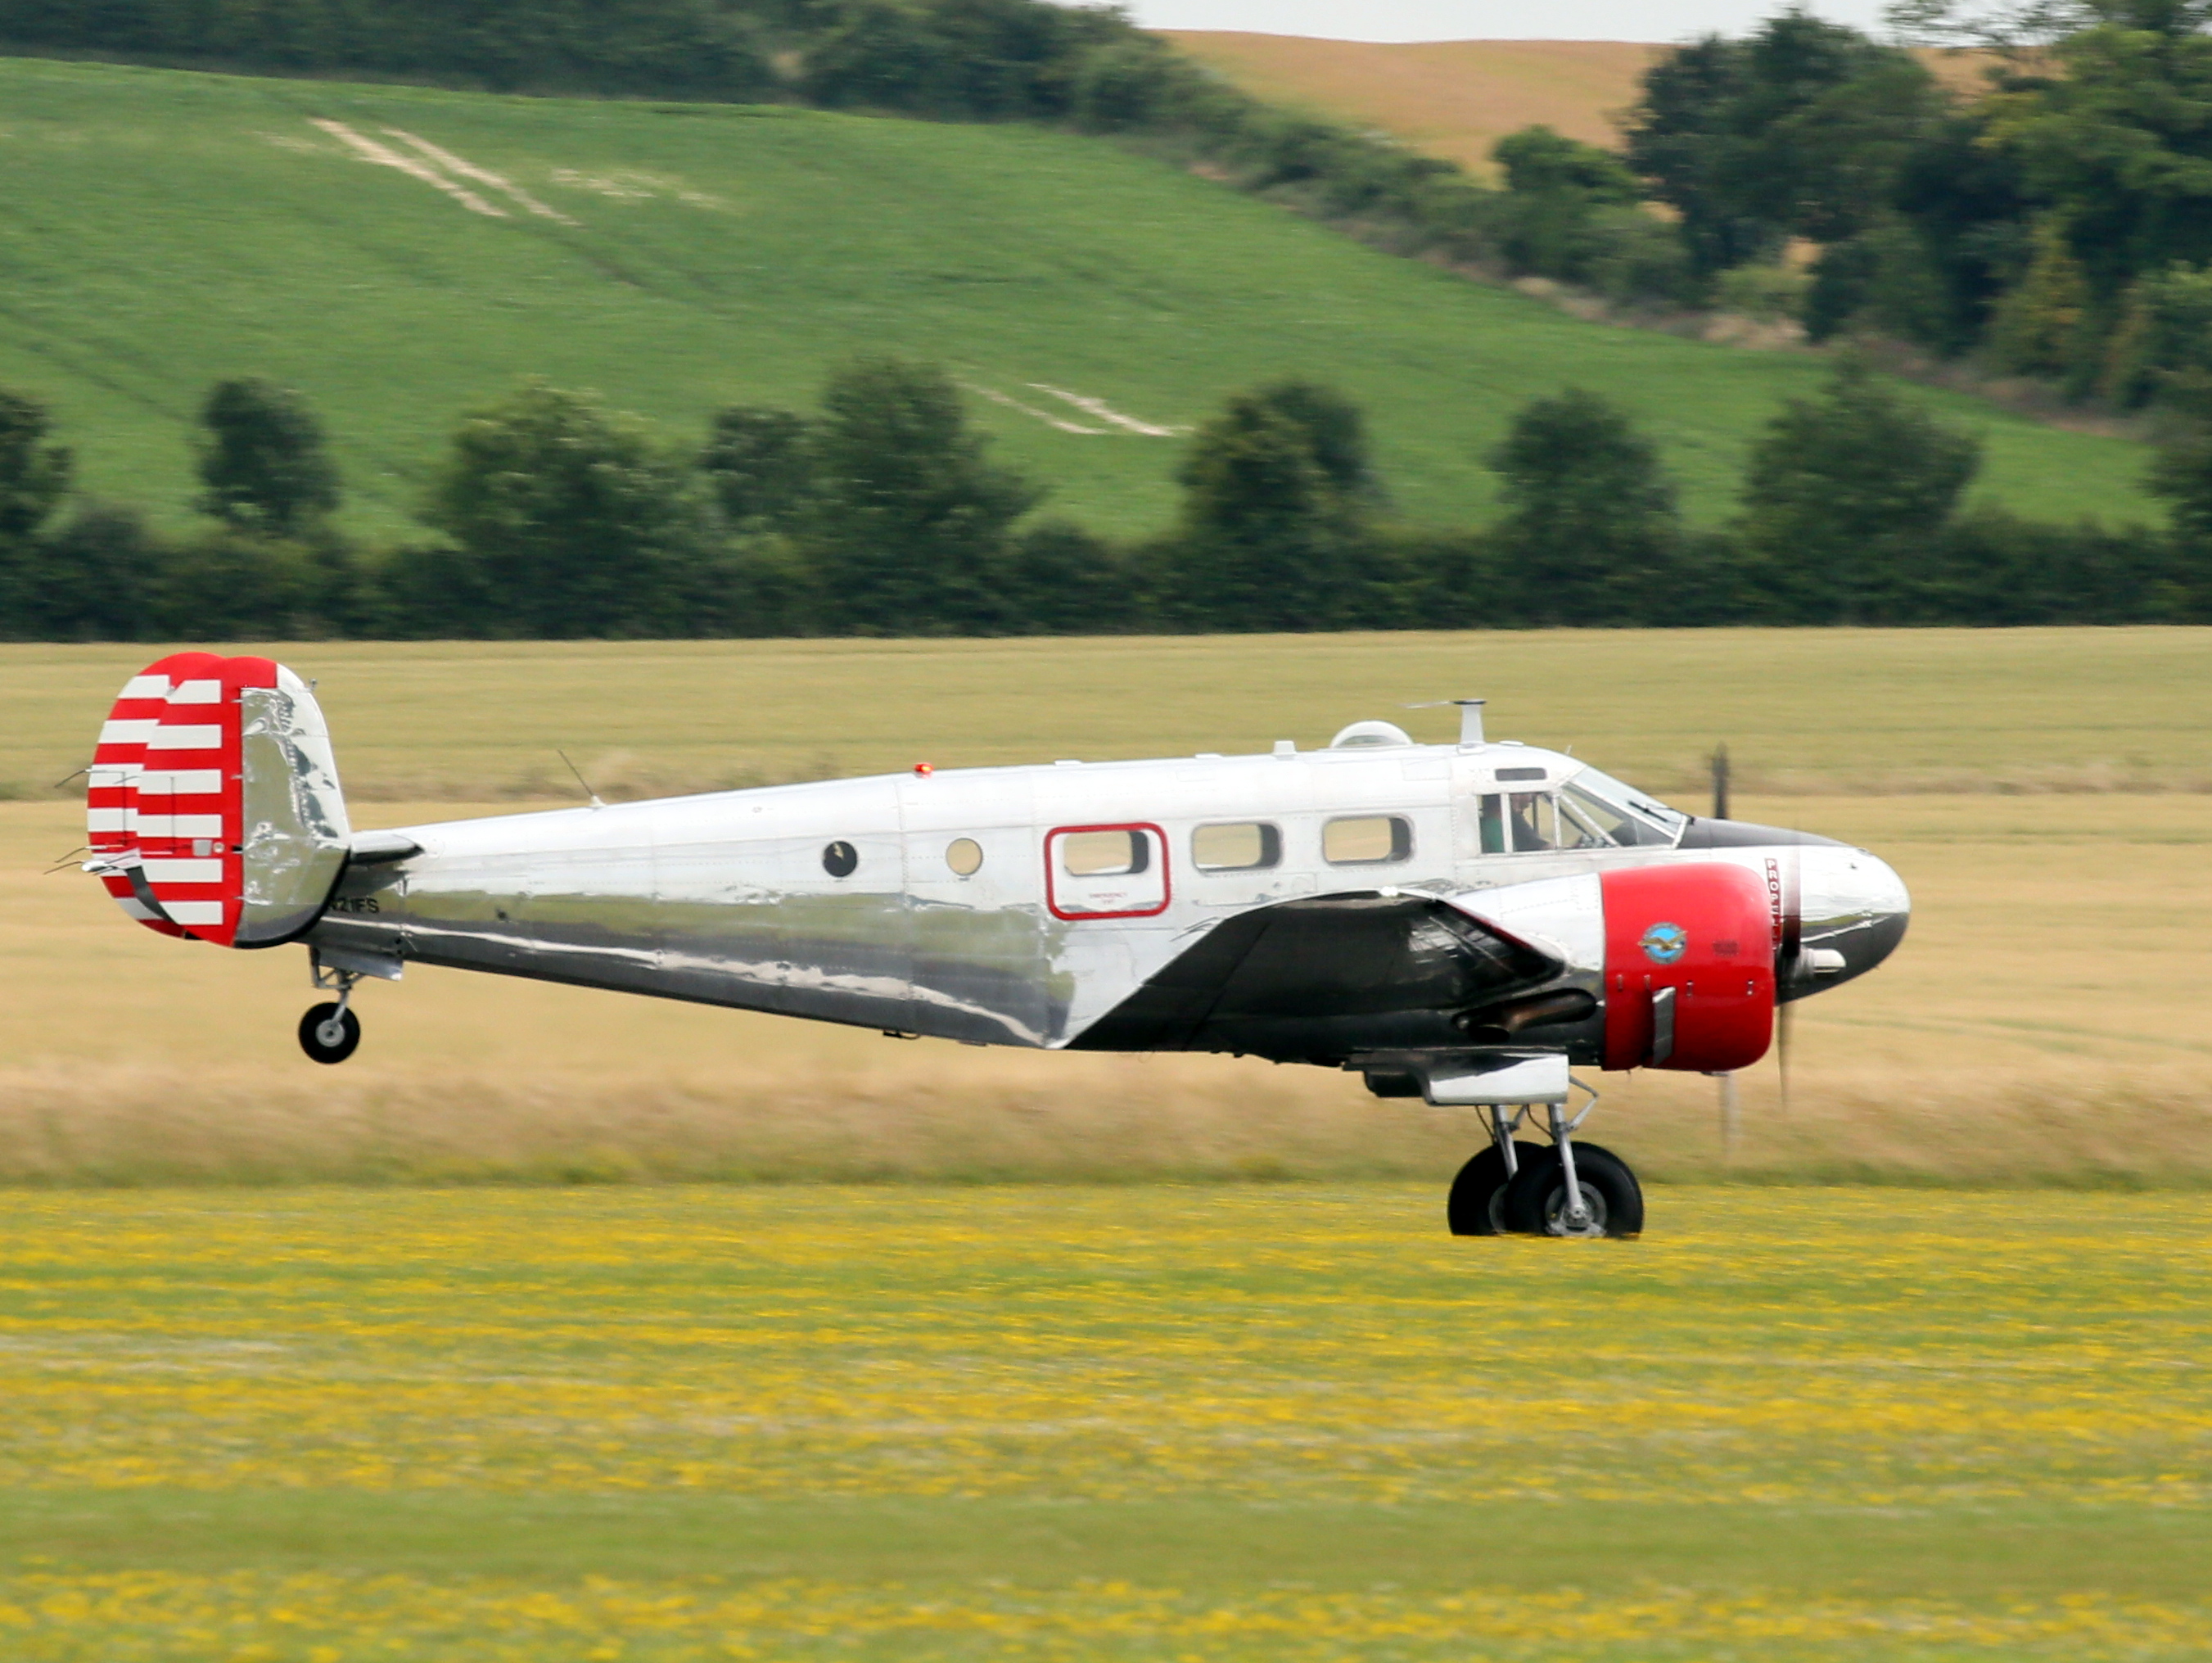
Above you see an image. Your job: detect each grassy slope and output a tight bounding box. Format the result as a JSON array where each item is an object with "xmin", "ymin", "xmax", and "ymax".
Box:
[{"xmin": 0, "ymin": 55, "xmax": 2156, "ymax": 542}]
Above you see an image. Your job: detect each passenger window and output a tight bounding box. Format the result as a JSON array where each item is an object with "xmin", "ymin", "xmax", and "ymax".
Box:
[
  {"xmin": 946, "ymin": 837, "xmax": 983, "ymax": 876},
  {"xmin": 1192, "ymin": 822, "xmax": 1280, "ymax": 871},
  {"xmin": 1061, "ymin": 829, "xmax": 1148, "ymax": 876},
  {"xmin": 1324, "ymin": 815, "xmax": 1412, "ymax": 865},
  {"xmin": 1479, "ymin": 793, "xmax": 1560, "ymax": 852}
]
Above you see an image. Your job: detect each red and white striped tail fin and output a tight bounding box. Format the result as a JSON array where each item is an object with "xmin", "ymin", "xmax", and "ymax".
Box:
[{"xmin": 86, "ymin": 654, "xmax": 351, "ymax": 948}]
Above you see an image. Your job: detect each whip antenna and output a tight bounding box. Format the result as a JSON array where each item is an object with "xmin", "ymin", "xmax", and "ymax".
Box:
[{"xmin": 558, "ymin": 749, "xmax": 606, "ymax": 809}]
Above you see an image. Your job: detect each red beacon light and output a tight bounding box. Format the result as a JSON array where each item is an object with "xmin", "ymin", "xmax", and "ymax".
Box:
[{"xmin": 913, "ymin": 762, "xmax": 934, "ymax": 777}]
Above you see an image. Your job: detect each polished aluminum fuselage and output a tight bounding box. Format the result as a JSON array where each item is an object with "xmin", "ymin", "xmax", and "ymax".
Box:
[{"xmin": 306, "ymin": 739, "xmax": 1908, "ymax": 1060}]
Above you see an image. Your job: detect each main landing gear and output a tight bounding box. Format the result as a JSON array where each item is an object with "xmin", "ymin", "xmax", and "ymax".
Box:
[
  {"xmin": 299, "ymin": 963, "xmax": 363, "ymax": 1064},
  {"xmin": 1448, "ymin": 1086, "xmax": 1644, "ymax": 1239}
]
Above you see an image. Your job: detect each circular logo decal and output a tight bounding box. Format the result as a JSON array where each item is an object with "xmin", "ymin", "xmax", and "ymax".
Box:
[{"xmin": 1639, "ymin": 921, "xmax": 1688, "ymax": 965}]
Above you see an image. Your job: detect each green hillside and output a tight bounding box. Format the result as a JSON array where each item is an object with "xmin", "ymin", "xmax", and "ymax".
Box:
[{"xmin": 0, "ymin": 55, "xmax": 2159, "ymax": 540}]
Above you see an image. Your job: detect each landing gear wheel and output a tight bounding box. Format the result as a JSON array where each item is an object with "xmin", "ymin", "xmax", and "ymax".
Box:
[
  {"xmin": 1447, "ymin": 1142, "xmax": 1537, "ymax": 1236},
  {"xmin": 298, "ymin": 1002, "xmax": 361, "ymax": 1065},
  {"xmin": 1501, "ymin": 1141, "xmax": 1643, "ymax": 1239}
]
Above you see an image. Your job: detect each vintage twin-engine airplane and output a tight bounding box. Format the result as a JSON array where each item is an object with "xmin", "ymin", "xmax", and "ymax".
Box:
[{"xmin": 85, "ymin": 652, "xmax": 1908, "ymax": 1238}]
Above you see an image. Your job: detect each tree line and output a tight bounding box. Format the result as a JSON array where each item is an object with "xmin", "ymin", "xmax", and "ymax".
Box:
[{"xmin": 2, "ymin": 362, "xmax": 2205, "ymax": 639}]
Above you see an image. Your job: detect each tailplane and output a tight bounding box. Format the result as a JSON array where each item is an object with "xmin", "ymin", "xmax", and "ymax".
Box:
[{"xmin": 86, "ymin": 653, "xmax": 350, "ymax": 947}]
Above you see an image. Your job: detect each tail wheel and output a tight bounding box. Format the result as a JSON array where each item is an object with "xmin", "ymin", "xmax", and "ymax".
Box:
[
  {"xmin": 1501, "ymin": 1141, "xmax": 1643, "ymax": 1239},
  {"xmin": 298, "ymin": 1002, "xmax": 361, "ymax": 1065},
  {"xmin": 1447, "ymin": 1142, "xmax": 1537, "ymax": 1236}
]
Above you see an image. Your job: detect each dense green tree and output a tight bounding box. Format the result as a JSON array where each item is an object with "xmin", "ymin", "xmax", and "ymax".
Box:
[
  {"xmin": 1738, "ymin": 359, "xmax": 1982, "ymax": 621},
  {"xmin": 195, "ymin": 377, "xmax": 341, "ymax": 536},
  {"xmin": 1623, "ymin": 12, "xmax": 1942, "ymax": 275},
  {"xmin": 1154, "ymin": 387, "xmax": 1369, "ymax": 631},
  {"xmin": 798, "ymin": 0, "xmax": 1115, "ymax": 118},
  {"xmin": 1485, "ymin": 388, "xmax": 1685, "ymax": 626},
  {"xmin": 1492, "ymin": 125, "xmax": 1641, "ymax": 280},
  {"xmin": 1070, "ymin": 37, "xmax": 1182, "ymax": 131},
  {"xmin": 2099, "ymin": 263, "xmax": 2212, "ymax": 404},
  {"xmin": 422, "ymin": 379, "xmax": 705, "ymax": 637},
  {"xmin": 0, "ymin": 386, "xmax": 71, "ymax": 541},
  {"xmin": 1953, "ymin": 6, "xmax": 2212, "ymax": 388},
  {"xmin": 801, "ymin": 357, "xmax": 1039, "ymax": 634},
  {"xmin": 2143, "ymin": 369, "xmax": 2212, "ymax": 549},
  {"xmin": 0, "ymin": 386, "xmax": 77, "ymax": 639},
  {"xmin": 998, "ymin": 519, "xmax": 1139, "ymax": 634},
  {"xmin": 0, "ymin": 0, "xmax": 774, "ymax": 98},
  {"xmin": 702, "ymin": 405, "xmax": 815, "ymax": 534},
  {"xmin": 157, "ymin": 526, "xmax": 335, "ymax": 638},
  {"xmin": 1926, "ymin": 505, "xmax": 2192, "ymax": 622},
  {"xmin": 1245, "ymin": 380, "xmax": 1379, "ymax": 503},
  {"xmin": 9, "ymin": 503, "xmax": 165, "ymax": 640}
]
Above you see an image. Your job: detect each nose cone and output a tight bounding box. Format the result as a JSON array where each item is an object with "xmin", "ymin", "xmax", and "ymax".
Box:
[{"xmin": 1788, "ymin": 845, "xmax": 1910, "ymax": 999}]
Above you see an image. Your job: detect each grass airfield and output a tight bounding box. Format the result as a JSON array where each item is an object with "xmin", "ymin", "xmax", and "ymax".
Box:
[
  {"xmin": 3, "ymin": 1185, "xmax": 2209, "ymax": 1658},
  {"xmin": 2, "ymin": 628, "xmax": 2208, "ymax": 1652}
]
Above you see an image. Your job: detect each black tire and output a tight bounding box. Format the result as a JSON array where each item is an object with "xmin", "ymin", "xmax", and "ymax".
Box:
[
  {"xmin": 1501, "ymin": 1141, "xmax": 1643, "ymax": 1238},
  {"xmin": 298, "ymin": 1003, "xmax": 361, "ymax": 1065},
  {"xmin": 1447, "ymin": 1142, "xmax": 1537, "ymax": 1236}
]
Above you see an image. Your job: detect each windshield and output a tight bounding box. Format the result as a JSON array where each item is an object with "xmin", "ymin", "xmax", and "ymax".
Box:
[{"xmin": 1560, "ymin": 767, "xmax": 1686, "ymax": 848}]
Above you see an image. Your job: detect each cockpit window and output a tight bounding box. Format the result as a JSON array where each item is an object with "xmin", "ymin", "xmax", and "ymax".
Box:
[
  {"xmin": 1561, "ymin": 768, "xmax": 1685, "ymax": 847},
  {"xmin": 1478, "ymin": 793, "xmax": 1560, "ymax": 852}
]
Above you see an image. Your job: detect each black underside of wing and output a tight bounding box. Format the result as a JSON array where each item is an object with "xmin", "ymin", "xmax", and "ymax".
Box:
[{"xmin": 1067, "ymin": 893, "xmax": 1560, "ymax": 1063}]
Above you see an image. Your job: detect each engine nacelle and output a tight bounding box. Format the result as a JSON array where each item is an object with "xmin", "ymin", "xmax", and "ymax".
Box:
[{"xmin": 1598, "ymin": 862, "xmax": 1775, "ymax": 1072}]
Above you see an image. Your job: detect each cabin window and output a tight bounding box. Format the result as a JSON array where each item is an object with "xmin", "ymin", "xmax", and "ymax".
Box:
[
  {"xmin": 1045, "ymin": 824, "xmax": 1170, "ymax": 920},
  {"xmin": 1192, "ymin": 821, "xmax": 1280, "ymax": 871},
  {"xmin": 946, "ymin": 838, "xmax": 983, "ymax": 876},
  {"xmin": 1061, "ymin": 828, "xmax": 1149, "ymax": 876},
  {"xmin": 1324, "ymin": 815, "xmax": 1412, "ymax": 865}
]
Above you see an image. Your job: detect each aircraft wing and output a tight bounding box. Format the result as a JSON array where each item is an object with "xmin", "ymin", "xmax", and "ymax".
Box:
[{"xmin": 1068, "ymin": 889, "xmax": 1571, "ymax": 1060}]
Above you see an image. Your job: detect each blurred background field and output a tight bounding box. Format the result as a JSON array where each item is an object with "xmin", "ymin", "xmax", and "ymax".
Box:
[
  {"xmin": 2, "ymin": 628, "xmax": 2207, "ymax": 1188},
  {"xmin": 0, "ymin": 55, "xmax": 2155, "ymax": 541},
  {"xmin": 2, "ymin": 1184, "xmax": 2207, "ymax": 1658}
]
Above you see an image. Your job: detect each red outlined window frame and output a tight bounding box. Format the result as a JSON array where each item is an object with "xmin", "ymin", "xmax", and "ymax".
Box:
[{"xmin": 1044, "ymin": 822, "xmax": 1171, "ymax": 920}]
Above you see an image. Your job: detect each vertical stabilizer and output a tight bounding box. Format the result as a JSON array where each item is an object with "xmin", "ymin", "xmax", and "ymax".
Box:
[{"xmin": 87, "ymin": 655, "xmax": 350, "ymax": 947}]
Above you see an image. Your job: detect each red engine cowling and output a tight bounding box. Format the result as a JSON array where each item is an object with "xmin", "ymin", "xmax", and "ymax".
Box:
[{"xmin": 1599, "ymin": 862, "xmax": 1775, "ymax": 1073}]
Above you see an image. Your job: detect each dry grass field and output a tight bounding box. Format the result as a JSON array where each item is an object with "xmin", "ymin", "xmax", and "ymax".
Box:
[
  {"xmin": 3, "ymin": 630, "xmax": 2206, "ymax": 1187},
  {"xmin": 1160, "ymin": 35, "xmax": 2000, "ymax": 179},
  {"xmin": 1159, "ymin": 35, "xmax": 1664, "ymax": 177}
]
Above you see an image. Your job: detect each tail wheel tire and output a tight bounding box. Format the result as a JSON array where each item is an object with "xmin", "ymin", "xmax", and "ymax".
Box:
[
  {"xmin": 1501, "ymin": 1142, "xmax": 1643, "ymax": 1239},
  {"xmin": 298, "ymin": 1003, "xmax": 360, "ymax": 1065},
  {"xmin": 1447, "ymin": 1142, "xmax": 1537, "ymax": 1236}
]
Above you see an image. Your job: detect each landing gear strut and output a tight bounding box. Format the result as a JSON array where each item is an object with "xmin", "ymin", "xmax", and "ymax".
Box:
[
  {"xmin": 1450, "ymin": 1082, "xmax": 1643, "ymax": 1239},
  {"xmin": 299, "ymin": 964, "xmax": 363, "ymax": 1064}
]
